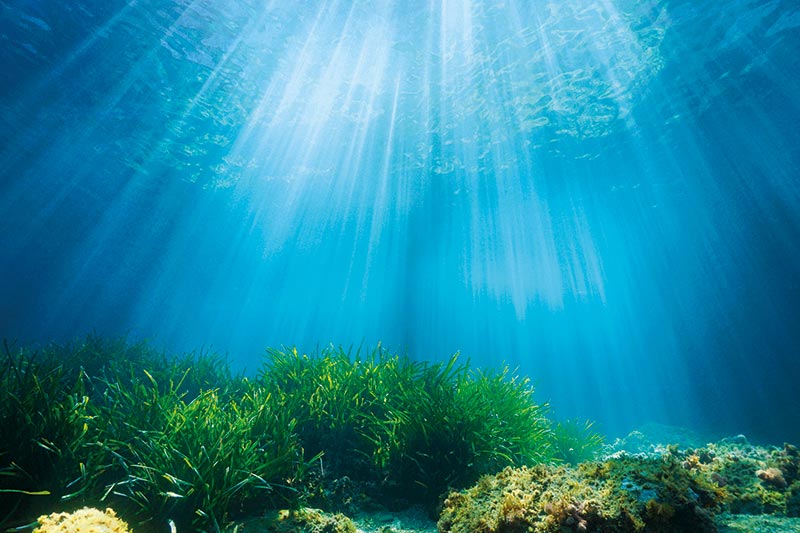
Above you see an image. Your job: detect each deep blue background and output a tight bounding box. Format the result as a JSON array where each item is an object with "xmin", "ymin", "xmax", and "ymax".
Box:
[{"xmin": 1, "ymin": 0, "xmax": 799, "ymax": 443}]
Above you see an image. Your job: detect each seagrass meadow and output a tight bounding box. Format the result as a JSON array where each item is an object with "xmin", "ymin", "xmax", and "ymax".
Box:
[{"xmin": 0, "ymin": 335, "xmax": 596, "ymax": 531}]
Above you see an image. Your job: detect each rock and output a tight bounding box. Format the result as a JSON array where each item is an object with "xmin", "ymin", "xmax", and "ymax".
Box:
[
  {"xmin": 234, "ymin": 508, "xmax": 356, "ymax": 533},
  {"xmin": 757, "ymin": 468, "xmax": 788, "ymax": 489}
]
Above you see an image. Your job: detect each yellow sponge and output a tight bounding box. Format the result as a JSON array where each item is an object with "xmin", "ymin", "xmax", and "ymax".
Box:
[{"xmin": 34, "ymin": 507, "xmax": 132, "ymax": 533}]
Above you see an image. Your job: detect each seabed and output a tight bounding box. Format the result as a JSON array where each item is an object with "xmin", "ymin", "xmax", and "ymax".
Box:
[{"xmin": 3, "ymin": 339, "xmax": 800, "ymax": 533}]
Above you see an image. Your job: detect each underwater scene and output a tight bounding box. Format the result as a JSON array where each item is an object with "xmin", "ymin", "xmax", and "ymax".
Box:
[{"xmin": 1, "ymin": 0, "xmax": 800, "ymax": 531}]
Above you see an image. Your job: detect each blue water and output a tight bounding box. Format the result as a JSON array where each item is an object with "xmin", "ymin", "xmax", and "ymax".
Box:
[{"xmin": 1, "ymin": 0, "xmax": 799, "ymax": 444}]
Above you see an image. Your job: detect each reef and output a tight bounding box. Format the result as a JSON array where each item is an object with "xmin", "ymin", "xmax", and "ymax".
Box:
[
  {"xmin": 438, "ymin": 460, "xmax": 720, "ymax": 532},
  {"xmin": 438, "ymin": 435, "xmax": 800, "ymax": 533},
  {"xmin": 688, "ymin": 439, "xmax": 800, "ymax": 515}
]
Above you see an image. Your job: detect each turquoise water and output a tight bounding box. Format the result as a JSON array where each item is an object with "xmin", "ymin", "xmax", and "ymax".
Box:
[{"xmin": 1, "ymin": 1, "xmax": 798, "ymax": 443}]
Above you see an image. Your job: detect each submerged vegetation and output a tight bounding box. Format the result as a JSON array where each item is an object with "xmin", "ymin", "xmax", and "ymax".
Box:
[
  {"xmin": 0, "ymin": 335, "xmax": 576, "ymax": 532},
  {"xmin": 260, "ymin": 347, "xmax": 554, "ymax": 504},
  {"xmin": 0, "ymin": 336, "xmax": 294, "ymax": 532},
  {"xmin": 551, "ymin": 419, "xmax": 605, "ymax": 465},
  {"xmin": 3, "ymin": 335, "xmax": 800, "ymax": 533}
]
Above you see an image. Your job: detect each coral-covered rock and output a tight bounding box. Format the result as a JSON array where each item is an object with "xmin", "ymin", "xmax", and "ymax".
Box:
[{"xmin": 33, "ymin": 507, "xmax": 132, "ymax": 533}]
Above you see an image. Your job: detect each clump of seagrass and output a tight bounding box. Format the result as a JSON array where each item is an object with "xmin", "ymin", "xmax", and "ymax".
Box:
[
  {"xmin": 1, "ymin": 335, "xmax": 306, "ymax": 533},
  {"xmin": 551, "ymin": 419, "xmax": 605, "ymax": 465},
  {"xmin": 259, "ymin": 346, "xmax": 555, "ymax": 505}
]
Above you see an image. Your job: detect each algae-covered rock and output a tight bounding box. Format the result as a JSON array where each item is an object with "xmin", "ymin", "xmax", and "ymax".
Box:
[
  {"xmin": 234, "ymin": 508, "xmax": 356, "ymax": 533},
  {"xmin": 439, "ymin": 438, "xmax": 800, "ymax": 533},
  {"xmin": 33, "ymin": 507, "xmax": 132, "ymax": 533},
  {"xmin": 681, "ymin": 439, "xmax": 800, "ymax": 515},
  {"xmin": 438, "ymin": 455, "xmax": 722, "ymax": 533}
]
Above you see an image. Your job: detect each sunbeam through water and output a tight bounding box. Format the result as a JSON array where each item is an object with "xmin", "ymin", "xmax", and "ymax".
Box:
[{"xmin": 1, "ymin": 0, "xmax": 799, "ymax": 445}]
